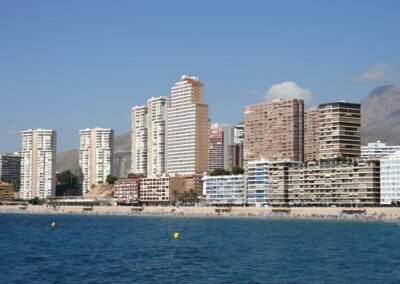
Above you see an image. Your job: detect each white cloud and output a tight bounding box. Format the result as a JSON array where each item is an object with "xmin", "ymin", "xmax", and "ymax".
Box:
[
  {"xmin": 265, "ymin": 81, "xmax": 313, "ymax": 106},
  {"xmin": 355, "ymin": 63, "xmax": 391, "ymax": 81}
]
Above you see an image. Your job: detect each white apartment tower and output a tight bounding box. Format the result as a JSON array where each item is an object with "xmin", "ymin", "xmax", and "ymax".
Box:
[
  {"xmin": 20, "ymin": 129, "xmax": 56, "ymax": 200},
  {"xmin": 79, "ymin": 128, "xmax": 114, "ymax": 195},
  {"xmin": 147, "ymin": 97, "xmax": 169, "ymax": 176},
  {"xmin": 131, "ymin": 106, "xmax": 148, "ymax": 176},
  {"xmin": 167, "ymin": 75, "xmax": 209, "ymax": 175}
]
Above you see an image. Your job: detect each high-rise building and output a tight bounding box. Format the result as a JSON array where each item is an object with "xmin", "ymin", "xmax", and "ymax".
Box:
[
  {"xmin": 20, "ymin": 129, "xmax": 56, "ymax": 200},
  {"xmin": 167, "ymin": 75, "xmax": 209, "ymax": 175},
  {"xmin": 244, "ymin": 99, "xmax": 304, "ymax": 166},
  {"xmin": 131, "ymin": 106, "xmax": 148, "ymax": 176},
  {"xmin": 79, "ymin": 128, "xmax": 114, "ymax": 195},
  {"xmin": 304, "ymin": 107, "xmax": 320, "ymax": 161},
  {"xmin": 209, "ymin": 124, "xmax": 223, "ymax": 171},
  {"xmin": 228, "ymin": 143, "xmax": 243, "ymax": 171},
  {"xmin": 0, "ymin": 153, "xmax": 21, "ymax": 183},
  {"xmin": 361, "ymin": 141, "xmax": 400, "ymax": 159},
  {"xmin": 147, "ymin": 97, "xmax": 169, "ymax": 176},
  {"xmin": 318, "ymin": 102, "xmax": 361, "ymax": 159},
  {"xmin": 233, "ymin": 123, "xmax": 245, "ymax": 144},
  {"xmin": 380, "ymin": 151, "xmax": 400, "ymax": 205}
]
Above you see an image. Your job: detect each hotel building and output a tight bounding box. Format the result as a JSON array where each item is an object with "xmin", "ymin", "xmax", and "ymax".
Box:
[
  {"xmin": 203, "ymin": 175, "xmax": 246, "ymax": 206},
  {"xmin": 166, "ymin": 75, "xmax": 209, "ymax": 175},
  {"xmin": 140, "ymin": 176, "xmax": 186, "ymax": 206},
  {"xmin": 318, "ymin": 102, "xmax": 361, "ymax": 159},
  {"xmin": 304, "ymin": 108, "xmax": 320, "ymax": 161},
  {"xmin": 288, "ymin": 160, "xmax": 380, "ymax": 207},
  {"xmin": 79, "ymin": 128, "xmax": 114, "ymax": 195},
  {"xmin": 361, "ymin": 141, "xmax": 400, "ymax": 159},
  {"xmin": 380, "ymin": 152, "xmax": 400, "ymax": 205},
  {"xmin": 20, "ymin": 129, "xmax": 56, "ymax": 200},
  {"xmin": 244, "ymin": 99, "xmax": 304, "ymax": 166}
]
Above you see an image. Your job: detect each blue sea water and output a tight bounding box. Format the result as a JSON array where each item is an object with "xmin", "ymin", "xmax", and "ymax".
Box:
[{"xmin": 0, "ymin": 214, "xmax": 400, "ymax": 283}]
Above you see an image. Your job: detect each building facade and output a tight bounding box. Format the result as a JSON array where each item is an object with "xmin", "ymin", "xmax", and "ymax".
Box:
[
  {"xmin": 304, "ymin": 108, "xmax": 320, "ymax": 161},
  {"xmin": 167, "ymin": 75, "xmax": 209, "ymax": 175},
  {"xmin": 380, "ymin": 152, "xmax": 400, "ymax": 205},
  {"xmin": 131, "ymin": 106, "xmax": 148, "ymax": 176},
  {"xmin": 114, "ymin": 178, "xmax": 141, "ymax": 205},
  {"xmin": 247, "ymin": 160, "xmax": 270, "ymax": 206},
  {"xmin": 79, "ymin": 128, "xmax": 114, "ymax": 195},
  {"xmin": 209, "ymin": 124, "xmax": 223, "ymax": 171},
  {"xmin": 288, "ymin": 160, "xmax": 380, "ymax": 207},
  {"xmin": 318, "ymin": 102, "xmax": 361, "ymax": 160},
  {"xmin": 140, "ymin": 176, "xmax": 186, "ymax": 205},
  {"xmin": 0, "ymin": 153, "xmax": 21, "ymax": 184},
  {"xmin": 147, "ymin": 97, "xmax": 169, "ymax": 176},
  {"xmin": 203, "ymin": 175, "xmax": 246, "ymax": 206},
  {"xmin": 20, "ymin": 129, "xmax": 56, "ymax": 200},
  {"xmin": 244, "ymin": 99, "xmax": 304, "ymax": 166},
  {"xmin": 361, "ymin": 141, "xmax": 400, "ymax": 159},
  {"xmin": 233, "ymin": 123, "xmax": 245, "ymax": 144},
  {"xmin": 228, "ymin": 143, "xmax": 244, "ymax": 171}
]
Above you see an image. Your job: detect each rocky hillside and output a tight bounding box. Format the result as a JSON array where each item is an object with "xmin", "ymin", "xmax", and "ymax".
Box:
[{"xmin": 361, "ymin": 85, "xmax": 400, "ymax": 145}]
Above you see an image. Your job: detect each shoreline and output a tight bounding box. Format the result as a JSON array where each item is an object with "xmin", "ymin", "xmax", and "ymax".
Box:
[{"xmin": 1, "ymin": 205, "xmax": 400, "ymax": 223}]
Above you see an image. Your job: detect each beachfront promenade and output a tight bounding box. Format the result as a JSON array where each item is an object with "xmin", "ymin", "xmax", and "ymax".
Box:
[{"xmin": 2, "ymin": 205, "xmax": 400, "ymax": 221}]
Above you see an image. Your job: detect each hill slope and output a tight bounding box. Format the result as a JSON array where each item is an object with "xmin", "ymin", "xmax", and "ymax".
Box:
[{"xmin": 361, "ymin": 85, "xmax": 400, "ymax": 145}]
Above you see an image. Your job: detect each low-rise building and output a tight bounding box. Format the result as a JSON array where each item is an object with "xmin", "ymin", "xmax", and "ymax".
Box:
[
  {"xmin": 288, "ymin": 160, "xmax": 380, "ymax": 207},
  {"xmin": 140, "ymin": 176, "xmax": 186, "ymax": 206},
  {"xmin": 361, "ymin": 141, "xmax": 400, "ymax": 159},
  {"xmin": 380, "ymin": 152, "xmax": 400, "ymax": 205},
  {"xmin": 114, "ymin": 178, "xmax": 141, "ymax": 205},
  {"xmin": 203, "ymin": 175, "xmax": 246, "ymax": 206},
  {"xmin": 0, "ymin": 182, "xmax": 14, "ymax": 200}
]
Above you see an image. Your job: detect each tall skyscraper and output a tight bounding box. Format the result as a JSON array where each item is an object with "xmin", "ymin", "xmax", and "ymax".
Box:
[
  {"xmin": 167, "ymin": 75, "xmax": 209, "ymax": 175},
  {"xmin": 318, "ymin": 102, "xmax": 361, "ymax": 159},
  {"xmin": 20, "ymin": 129, "xmax": 56, "ymax": 200},
  {"xmin": 209, "ymin": 124, "xmax": 223, "ymax": 171},
  {"xmin": 304, "ymin": 107, "xmax": 320, "ymax": 161},
  {"xmin": 233, "ymin": 123, "xmax": 245, "ymax": 144},
  {"xmin": 147, "ymin": 97, "xmax": 169, "ymax": 176},
  {"xmin": 244, "ymin": 99, "xmax": 304, "ymax": 166},
  {"xmin": 79, "ymin": 128, "xmax": 114, "ymax": 195},
  {"xmin": 131, "ymin": 106, "xmax": 148, "ymax": 176}
]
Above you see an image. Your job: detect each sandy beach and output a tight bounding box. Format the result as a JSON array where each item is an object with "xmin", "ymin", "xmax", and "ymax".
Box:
[{"xmin": 1, "ymin": 204, "xmax": 400, "ymax": 222}]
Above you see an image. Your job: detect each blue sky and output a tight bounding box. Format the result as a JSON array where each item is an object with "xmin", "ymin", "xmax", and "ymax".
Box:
[{"xmin": 1, "ymin": 0, "xmax": 399, "ymax": 152}]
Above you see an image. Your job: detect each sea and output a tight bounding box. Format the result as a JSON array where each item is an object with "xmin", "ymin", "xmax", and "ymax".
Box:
[{"xmin": 0, "ymin": 213, "xmax": 399, "ymax": 283}]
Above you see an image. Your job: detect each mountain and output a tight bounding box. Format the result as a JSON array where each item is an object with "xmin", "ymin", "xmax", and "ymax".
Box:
[
  {"xmin": 361, "ymin": 85, "xmax": 400, "ymax": 145},
  {"xmin": 56, "ymin": 132, "xmax": 131, "ymax": 174}
]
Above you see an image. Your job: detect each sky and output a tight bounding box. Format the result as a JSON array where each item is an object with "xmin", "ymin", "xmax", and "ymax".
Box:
[{"xmin": 1, "ymin": 0, "xmax": 400, "ymax": 153}]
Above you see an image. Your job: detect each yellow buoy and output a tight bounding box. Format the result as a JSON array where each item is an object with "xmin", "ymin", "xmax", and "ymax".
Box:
[
  {"xmin": 51, "ymin": 222, "xmax": 56, "ymax": 229},
  {"xmin": 173, "ymin": 232, "xmax": 180, "ymax": 239}
]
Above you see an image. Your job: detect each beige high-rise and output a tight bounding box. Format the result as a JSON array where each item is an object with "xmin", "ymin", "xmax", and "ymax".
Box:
[
  {"xmin": 79, "ymin": 128, "xmax": 114, "ymax": 195},
  {"xmin": 304, "ymin": 107, "xmax": 320, "ymax": 161},
  {"xmin": 167, "ymin": 75, "xmax": 209, "ymax": 175},
  {"xmin": 318, "ymin": 102, "xmax": 361, "ymax": 159},
  {"xmin": 244, "ymin": 99, "xmax": 304, "ymax": 166},
  {"xmin": 20, "ymin": 129, "xmax": 56, "ymax": 200}
]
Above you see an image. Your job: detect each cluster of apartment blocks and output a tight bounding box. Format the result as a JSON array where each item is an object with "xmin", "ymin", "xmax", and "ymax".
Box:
[
  {"xmin": 204, "ymin": 99, "xmax": 400, "ymax": 207},
  {"xmin": 7, "ymin": 75, "xmax": 400, "ymax": 206}
]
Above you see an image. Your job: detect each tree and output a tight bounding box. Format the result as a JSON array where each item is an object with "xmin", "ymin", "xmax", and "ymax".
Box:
[
  {"xmin": 210, "ymin": 168, "xmax": 231, "ymax": 176},
  {"xmin": 231, "ymin": 166, "xmax": 244, "ymax": 175},
  {"xmin": 106, "ymin": 175, "xmax": 118, "ymax": 185}
]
